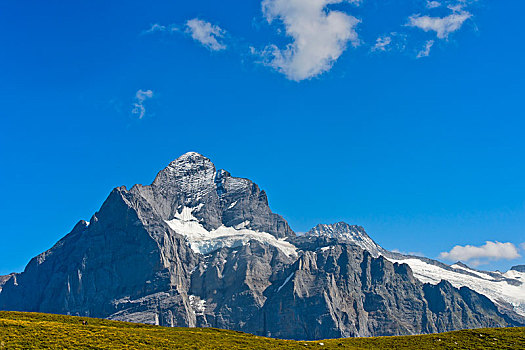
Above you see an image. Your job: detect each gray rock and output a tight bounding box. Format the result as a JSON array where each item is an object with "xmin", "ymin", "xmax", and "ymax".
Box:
[{"xmin": 251, "ymin": 244, "xmax": 517, "ymax": 340}]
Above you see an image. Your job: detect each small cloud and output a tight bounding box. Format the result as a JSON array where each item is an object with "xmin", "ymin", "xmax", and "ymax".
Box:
[
  {"xmin": 370, "ymin": 32, "xmax": 407, "ymax": 53},
  {"xmin": 407, "ymin": 8, "xmax": 472, "ymax": 39},
  {"xmin": 416, "ymin": 39, "xmax": 434, "ymax": 58},
  {"xmin": 521, "ymin": 242, "xmax": 525, "ymax": 251},
  {"xmin": 439, "ymin": 241, "xmax": 521, "ymax": 266},
  {"xmin": 144, "ymin": 23, "xmax": 166, "ymax": 34},
  {"xmin": 426, "ymin": 1, "xmax": 441, "ymax": 9},
  {"xmin": 372, "ymin": 36, "xmax": 392, "ymax": 52},
  {"xmin": 142, "ymin": 23, "xmax": 179, "ymax": 35},
  {"xmin": 131, "ymin": 89, "xmax": 153, "ymax": 119},
  {"xmin": 185, "ymin": 18, "xmax": 226, "ymax": 51},
  {"xmin": 258, "ymin": 0, "xmax": 360, "ymax": 81}
]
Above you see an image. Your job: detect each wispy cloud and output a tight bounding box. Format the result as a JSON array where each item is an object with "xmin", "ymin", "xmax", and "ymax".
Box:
[
  {"xmin": 185, "ymin": 18, "xmax": 227, "ymax": 51},
  {"xmin": 372, "ymin": 36, "xmax": 392, "ymax": 52},
  {"xmin": 426, "ymin": 1, "xmax": 441, "ymax": 9},
  {"xmin": 521, "ymin": 242, "xmax": 525, "ymax": 251},
  {"xmin": 417, "ymin": 40, "xmax": 434, "ymax": 58},
  {"xmin": 439, "ymin": 241, "xmax": 521, "ymax": 266},
  {"xmin": 142, "ymin": 23, "xmax": 179, "ymax": 35},
  {"xmin": 131, "ymin": 89, "xmax": 153, "ymax": 119},
  {"xmin": 371, "ymin": 32, "xmax": 407, "ymax": 54},
  {"xmin": 258, "ymin": 0, "xmax": 360, "ymax": 81},
  {"xmin": 407, "ymin": 7, "xmax": 472, "ymax": 39}
]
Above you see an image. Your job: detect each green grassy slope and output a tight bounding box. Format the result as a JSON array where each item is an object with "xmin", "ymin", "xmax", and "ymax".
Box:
[{"xmin": 0, "ymin": 311, "xmax": 523, "ymax": 349}]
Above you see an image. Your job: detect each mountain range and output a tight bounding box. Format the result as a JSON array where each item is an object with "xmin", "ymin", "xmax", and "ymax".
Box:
[{"xmin": 0, "ymin": 152, "xmax": 524, "ymax": 340}]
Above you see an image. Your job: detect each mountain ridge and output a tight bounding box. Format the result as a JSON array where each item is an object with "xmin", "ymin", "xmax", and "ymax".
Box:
[{"xmin": 0, "ymin": 152, "xmax": 523, "ymax": 340}]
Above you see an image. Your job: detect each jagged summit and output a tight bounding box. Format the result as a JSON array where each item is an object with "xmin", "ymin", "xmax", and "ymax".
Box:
[
  {"xmin": 306, "ymin": 222, "xmax": 383, "ymax": 257},
  {"xmin": 174, "ymin": 151, "xmax": 207, "ymax": 161},
  {"xmin": 132, "ymin": 152, "xmax": 294, "ymax": 238},
  {"xmin": 164, "ymin": 152, "xmax": 214, "ymax": 175}
]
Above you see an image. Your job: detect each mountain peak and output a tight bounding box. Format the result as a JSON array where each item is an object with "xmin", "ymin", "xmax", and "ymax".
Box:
[
  {"xmin": 174, "ymin": 151, "xmax": 208, "ymax": 163},
  {"xmin": 166, "ymin": 152, "xmax": 213, "ymax": 171},
  {"xmin": 153, "ymin": 152, "xmax": 215, "ymax": 191},
  {"xmin": 138, "ymin": 152, "xmax": 294, "ymax": 239},
  {"xmin": 306, "ymin": 222, "xmax": 383, "ymax": 257}
]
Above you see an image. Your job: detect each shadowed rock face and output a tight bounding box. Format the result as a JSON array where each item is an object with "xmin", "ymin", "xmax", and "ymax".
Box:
[
  {"xmin": 0, "ymin": 152, "xmax": 521, "ymax": 339},
  {"xmin": 0, "ymin": 274, "xmax": 16, "ymax": 293},
  {"xmin": 511, "ymin": 265, "xmax": 525, "ymax": 273}
]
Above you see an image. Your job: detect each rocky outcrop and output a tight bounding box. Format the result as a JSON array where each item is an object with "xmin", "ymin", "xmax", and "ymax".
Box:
[
  {"xmin": 511, "ymin": 265, "xmax": 525, "ymax": 273},
  {"xmin": 0, "ymin": 152, "xmax": 522, "ymax": 340},
  {"xmin": 0, "ymin": 274, "xmax": 16, "ymax": 293},
  {"xmin": 251, "ymin": 244, "xmax": 516, "ymax": 339}
]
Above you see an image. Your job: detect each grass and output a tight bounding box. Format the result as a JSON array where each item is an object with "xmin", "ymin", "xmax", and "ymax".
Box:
[{"xmin": 0, "ymin": 311, "xmax": 524, "ymax": 349}]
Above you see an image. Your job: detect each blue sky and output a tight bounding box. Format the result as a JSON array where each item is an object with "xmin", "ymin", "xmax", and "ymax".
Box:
[{"xmin": 0, "ymin": 0, "xmax": 524, "ymax": 274}]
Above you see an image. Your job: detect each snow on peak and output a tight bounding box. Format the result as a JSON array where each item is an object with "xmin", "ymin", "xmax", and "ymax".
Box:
[
  {"xmin": 306, "ymin": 222, "xmax": 383, "ymax": 257},
  {"xmin": 167, "ymin": 152, "xmax": 213, "ymax": 172},
  {"xmin": 305, "ymin": 221, "xmax": 525, "ymax": 317},
  {"xmin": 176, "ymin": 151, "xmax": 207, "ymax": 161},
  {"xmin": 389, "ymin": 256, "xmax": 525, "ymax": 317},
  {"xmin": 165, "ymin": 206, "xmax": 297, "ymax": 257}
]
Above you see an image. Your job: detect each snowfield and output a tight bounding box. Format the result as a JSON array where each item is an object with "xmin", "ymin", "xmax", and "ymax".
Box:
[
  {"xmin": 165, "ymin": 206, "xmax": 298, "ymax": 257},
  {"xmin": 389, "ymin": 257, "xmax": 525, "ymax": 317},
  {"xmin": 166, "ymin": 207, "xmax": 524, "ymax": 318}
]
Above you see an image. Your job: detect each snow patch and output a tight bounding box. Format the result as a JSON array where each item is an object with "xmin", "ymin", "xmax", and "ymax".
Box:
[
  {"xmin": 277, "ymin": 272, "xmax": 294, "ymax": 293},
  {"xmin": 504, "ymin": 269, "xmax": 525, "ymax": 281},
  {"xmin": 165, "ymin": 206, "xmax": 297, "ymax": 257}
]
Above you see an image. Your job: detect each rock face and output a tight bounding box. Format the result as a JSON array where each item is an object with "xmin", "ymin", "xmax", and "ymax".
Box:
[
  {"xmin": 0, "ymin": 152, "xmax": 523, "ymax": 339},
  {"xmin": 0, "ymin": 274, "xmax": 16, "ymax": 293},
  {"xmin": 131, "ymin": 152, "xmax": 293, "ymax": 239},
  {"xmin": 511, "ymin": 265, "xmax": 525, "ymax": 273},
  {"xmin": 255, "ymin": 244, "xmax": 515, "ymax": 339}
]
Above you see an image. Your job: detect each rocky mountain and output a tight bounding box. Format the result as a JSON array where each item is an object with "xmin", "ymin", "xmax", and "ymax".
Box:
[{"xmin": 0, "ymin": 152, "xmax": 523, "ymax": 339}]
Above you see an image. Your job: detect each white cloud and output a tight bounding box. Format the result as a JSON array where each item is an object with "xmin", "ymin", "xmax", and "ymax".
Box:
[
  {"xmin": 407, "ymin": 8, "xmax": 472, "ymax": 39},
  {"xmin": 372, "ymin": 36, "xmax": 392, "ymax": 52},
  {"xmin": 416, "ymin": 39, "xmax": 434, "ymax": 58},
  {"xmin": 185, "ymin": 18, "xmax": 226, "ymax": 51},
  {"xmin": 259, "ymin": 0, "xmax": 360, "ymax": 81},
  {"xmin": 439, "ymin": 241, "xmax": 521, "ymax": 264},
  {"xmin": 131, "ymin": 89, "xmax": 153, "ymax": 119},
  {"xmin": 521, "ymin": 242, "xmax": 525, "ymax": 251},
  {"xmin": 426, "ymin": 1, "xmax": 441, "ymax": 9}
]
